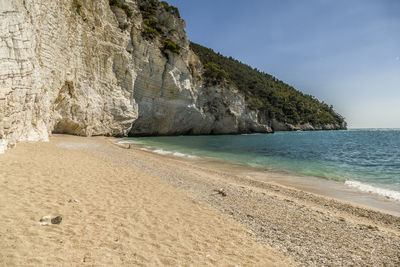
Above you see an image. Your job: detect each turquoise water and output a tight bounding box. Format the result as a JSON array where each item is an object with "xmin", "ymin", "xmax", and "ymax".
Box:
[{"xmin": 121, "ymin": 129, "xmax": 400, "ymax": 200}]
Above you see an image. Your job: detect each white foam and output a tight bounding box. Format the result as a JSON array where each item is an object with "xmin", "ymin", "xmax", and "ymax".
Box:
[
  {"xmin": 117, "ymin": 140, "xmax": 141, "ymax": 145},
  {"xmin": 172, "ymin": 152, "xmax": 186, "ymax": 157},
  {"xmin": 149, "ymin": 148, "xmax": 196, "ymax": 159},
  {"xmin": 123, "ymin": 142, "xmax": 197, "ymax": 159},
  {"xmin": 116, "ymin": 141, "xmax": 131, "ymax": 145},
  {"xmin": 345, "ymin": 180, "xmax": 400, "ymax": 201},
  {"xmin": 153, "ymin": 149, "xmax": 172, "ymax": 155}
]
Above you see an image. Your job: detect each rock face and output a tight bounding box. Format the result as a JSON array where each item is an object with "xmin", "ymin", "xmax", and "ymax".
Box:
[
  {"xmin": 0, "ymin": 0, "xmax": 137, "ymax": 152},
  {"xmin": 270, "ymin": 119, "xmax": 345, "ymax": 132},
  {"xmin": 126, "ymin": 2, "xmax": 270, "ymax": 136},
  {"xmin": 0, "ymin": 0, "xmax": 341, "ymax": 153}
]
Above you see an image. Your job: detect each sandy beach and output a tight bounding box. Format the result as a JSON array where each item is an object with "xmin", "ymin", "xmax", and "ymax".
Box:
[{"xmin": 1, "ymin": 135, "xmax": 400, "ymax": 266}]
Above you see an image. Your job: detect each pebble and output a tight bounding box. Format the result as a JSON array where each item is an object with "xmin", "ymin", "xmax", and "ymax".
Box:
[
  {"xmin": 51, "ymin": 216, "xmax": 62, "ymax": 225},
  {"xmin": 214, "ymin": 188, "xmax": 227, "ymax": 197}
]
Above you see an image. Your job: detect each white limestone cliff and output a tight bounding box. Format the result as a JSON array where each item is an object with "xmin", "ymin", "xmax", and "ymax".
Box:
[
  {"xmin": 0, "ymin": 0, "xmax": 138, "ymax": 152},
  {"xmin": 0, "ymin": 0, "xmax": 274, "ymax": 153}
]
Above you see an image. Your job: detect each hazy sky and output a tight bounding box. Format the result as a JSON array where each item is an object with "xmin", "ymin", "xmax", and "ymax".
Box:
[{"xmin": 166, "ymin": 0, "xmax": 400, "ymax": 128}]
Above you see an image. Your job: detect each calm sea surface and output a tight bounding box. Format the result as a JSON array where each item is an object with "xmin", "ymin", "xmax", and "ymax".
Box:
[{"xmin": 122, "ymin": 129, "xmax": 400, "ymax": 200}]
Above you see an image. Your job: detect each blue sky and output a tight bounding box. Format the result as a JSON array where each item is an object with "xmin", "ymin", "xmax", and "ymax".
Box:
[{"xmin": 166, "ymin": 0, "xmax": 400, "ymax": 128}]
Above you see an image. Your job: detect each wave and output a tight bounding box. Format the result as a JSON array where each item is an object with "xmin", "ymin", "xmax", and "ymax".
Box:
[
  {"xmin": 117, "ymin": 140, "xmax": 141, "ymax": 145},
  {"xmin": 119, "ymin": 134, "xmax": 400, "ymax": 202},
  {"xmin": 117, "ymin": 140, "xmax": 197, "ymax": 158},
  {"xmin": 154, "ymin": 149, "xmax": 197, "ymax": 158},
  {"xmin": 345, "ymin": 180, "xmax": 400, "ymax": 201},
  {"xmin": 137, "ymin": 147, "xmax": 197, "ymax": 159}
]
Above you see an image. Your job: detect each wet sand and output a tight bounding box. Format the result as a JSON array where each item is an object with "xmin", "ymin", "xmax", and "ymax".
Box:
[
  {"xmin": 193, "ymin": 159, "xmax": 400, "ymax": 217},
  {"xmin": 1, "ymin": 135, "xmax": 400, "ymax": 266}
]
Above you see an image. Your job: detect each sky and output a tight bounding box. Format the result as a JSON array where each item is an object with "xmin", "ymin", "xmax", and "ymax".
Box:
[{"xmin": 166, "ymin": 0, "xmax": 400, "ymax": 128}]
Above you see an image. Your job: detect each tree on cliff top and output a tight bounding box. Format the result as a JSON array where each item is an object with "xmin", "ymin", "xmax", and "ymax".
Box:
[{"xmin": 190, "ymin": 42, "xmax": 345, "ymax": 126}]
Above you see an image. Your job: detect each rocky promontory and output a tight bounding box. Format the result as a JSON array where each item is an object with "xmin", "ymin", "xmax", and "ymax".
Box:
[{"xmin": 0, "ymin": 0, "xmax": 345, "ymax": 152}]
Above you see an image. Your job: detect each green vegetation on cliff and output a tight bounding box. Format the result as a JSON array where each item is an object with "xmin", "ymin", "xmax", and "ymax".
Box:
[
  {"xmin": 160, "ymin": 1, "xmax": 180, "ymax": 18},
  {"xmin": 137, "ymin": 0, "xmax": 181, "ymax": 54},
  {"xmin": 109, "ymin": 0, "xmax": 132, "ymax": 18},
  {"xmin": 163, "ymin": 40, "xmax": 181, "ymax": 54},
  {"xmin": 190, "ymin": 42, "xmax": 345, "ymax": 126},
  {"xmin": 73, "ymin": 0, "xmax": 82, "ymax": 15}
]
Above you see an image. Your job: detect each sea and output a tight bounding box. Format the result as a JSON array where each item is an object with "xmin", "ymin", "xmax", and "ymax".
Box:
[{"xmin": 120, "ymin": 129, "xmax": 400, "ymax": 201}]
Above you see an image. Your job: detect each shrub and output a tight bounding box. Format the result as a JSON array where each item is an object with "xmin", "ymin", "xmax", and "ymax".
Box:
[
  {"xmin": 143, "ymin": 19, "xmax": 157, "ymax": 28},
  {"xmin": 160, "ymin": 1, "xmax": 169, "ymax": 8},
  {"xmin": 143, "ymin": 26, "xmax": 160, "ymax": 38},
  {"xmin": 160, "ymin": 1, "xmax": 180, "ymax": 18},
  {"xmin": 143, "ymin": 19, "xmax": 162, "ymax": 34},
  {"xmin": 166, "ymin": 5, "xmax": 180, "ymax": 18},
  {"xmin": 138, "ymin": 3, "xmax": 157, "ymax": 19},
  {"xmin": 203, "ymin": 62, "xmax": 228, "ymax": 85},
  {"xmin": 163, "ymin": 40, "xmax": 181, "ymax": 54},
  {"xmin": 73, "ymin": 0, "xmax": 82, "ymax": 15},
  {"xmin": 120, "ymin": 3, "xmax": 132, "ymax": 18},
  {"xmin": 109, "ymin": 0, "xmax": 132, "ymax": 18},
  {"xmin": 119, "ymin": 22, "xmax": 129, "ymax": 30}
]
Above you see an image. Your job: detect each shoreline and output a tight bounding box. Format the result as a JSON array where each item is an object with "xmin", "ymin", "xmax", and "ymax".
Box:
[
  {"xmin": 2, "ymin": 135, "xmax": 400, "ymax": 266},
  {"xmin": 115, "ymin": 138, "xmax": 400, "ymax": 217},
  {"xmin": 108, "ymin": 136, "xmax": 400, "ymax": 265}
]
